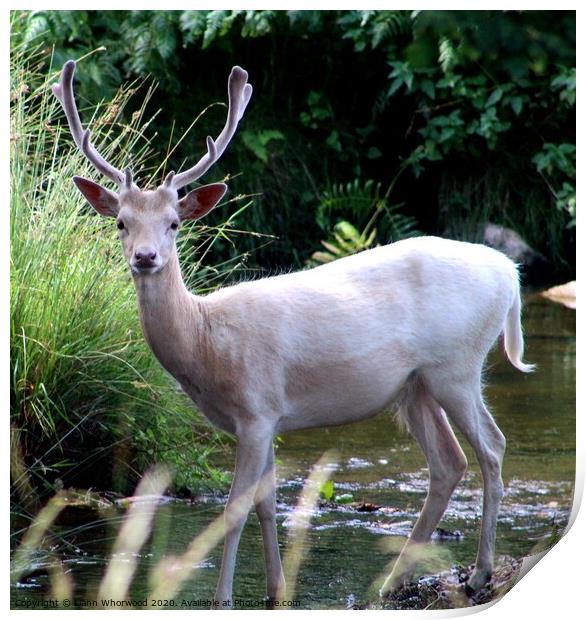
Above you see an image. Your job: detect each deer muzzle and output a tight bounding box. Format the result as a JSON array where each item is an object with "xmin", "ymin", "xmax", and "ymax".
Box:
[{"xmin": 133, "ymin": 247, "xmax": 160, "ymax": 272}]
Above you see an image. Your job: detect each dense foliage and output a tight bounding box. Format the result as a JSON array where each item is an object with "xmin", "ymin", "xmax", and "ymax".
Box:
[{"xmin": 12, "ymin": 10, "xmax": 575, "ymax": 278}]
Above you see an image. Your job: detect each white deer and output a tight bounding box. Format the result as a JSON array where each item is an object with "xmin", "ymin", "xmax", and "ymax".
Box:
[{"xmin": 53, "ymin": 60, "xmax": 534, "ymax": 606}]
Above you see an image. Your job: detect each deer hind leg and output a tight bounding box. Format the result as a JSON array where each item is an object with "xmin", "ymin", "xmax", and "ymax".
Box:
[
  {"xmin": 380, "ymin": 375, "xmax": 468, "ymax": 597},
  {"xmin": 254, "ymin": 443, "xmax": 286, "ymax": 603},
  {"xmin": 426, "ymin": 371, "xmax": 506, "ymax": 593}
]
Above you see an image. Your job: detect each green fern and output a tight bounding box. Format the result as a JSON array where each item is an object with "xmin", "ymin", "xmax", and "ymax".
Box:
[
  {"xmin": 308, "ymin": 221, "xmax": 377, "ymax": 266},
  {"xmin": 382, "ymin": 202, "xmax": 419, "ymax": 241},
  {"xmin": 179, "ymin": 11, "xmax": 208, "ymax": 45},
  {"xmin": 438, "ymin": 36, "xmax": 458, "ymax": 73},
  {"xmin": 337, "ymin": 11, "xmax": 412, "ymax": 51},
  {"xmin": 203, "ymin": 10, "xmax": 234, "ymax": 48},
  {"xmin": 179, "ymin": 10, "xmax": 278, "ymax": 48},
  {"xmin": 317, "ymin": 178, "xmax": 418, "ymax": 242},
  {"xmin": 317, "ymin": 179, "xmax": 381, "ymax": 230},
  {"xmin": 241, "ymin": 10, "xmax": 277, "ymax": 37},
  {"xmin": 310, "ymin": 176, "xmax": 418, "ymax": 266}
]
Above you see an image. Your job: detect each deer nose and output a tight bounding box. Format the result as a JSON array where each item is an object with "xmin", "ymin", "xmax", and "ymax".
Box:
[{"xmin": 134, "ymin": 247, "xmax": 158, "ymax": 268}]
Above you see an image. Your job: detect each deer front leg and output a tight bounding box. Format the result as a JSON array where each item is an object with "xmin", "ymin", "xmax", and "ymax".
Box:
[
  {"xmin": 215, "ymin": 431, "xmax": 273, "ymax": 608},
  {"xmin": 254, "ymin": 443, "xmax": 286, "ymax": 604}
]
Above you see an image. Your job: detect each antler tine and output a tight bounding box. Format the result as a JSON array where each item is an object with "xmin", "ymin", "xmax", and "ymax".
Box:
[
  {"xmin": 163, "ymin": 170, "xmax": 176, "ymax": 187},
  {"xmin": 171, "ymin": 66, "xmax": 252, "ymax": 191},
  {"xmin": 124, "ymin": 167, "xmax": 133, "ymax": 190},
  {"xmin": 52, "ymin": 59, "xmax": 126, "ymax": 186}
]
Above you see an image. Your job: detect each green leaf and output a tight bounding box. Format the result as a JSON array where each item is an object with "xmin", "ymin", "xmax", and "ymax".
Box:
[
  {"xmin": 326, "ymin": 130, "xmax": 342, "ymax": 153},
  {"xmin": 510, "ymin": 96, "xmax": 523, "ymax": 116},
  {"xmin": 420, "ymin": 79, "xmax": 436, "ymax": 100},
  {"xmin": 310, "ymin": 251, "xmax": 336, "ymax": 264},
  {"xmin": 486, "ymin": 87, "xmax": 503, "ymax": 107},
  {"xmin": 334, "ymin": 220, "xmax": 361, "ymax": 242},
  {"xmin": 258, "ymin": 130, "xmax": 285, "ymax": 145},
  {"xmin": 320, "ymin": 480, "xmax": 335, "ymax": 501},
  {"xmin": 439, "ymin": 127, "xmax": 456, "ymax": 143},
  {"xmin": 320, "ymin": 241, "xmax": 343, "ymax": 256},
  {"xmin": 388, "ymin": 77, "xmax": 404, "ymax": 96},
  {"xmin": 241, "ymin": 130, "xmax": 284, "ymax": 163}
]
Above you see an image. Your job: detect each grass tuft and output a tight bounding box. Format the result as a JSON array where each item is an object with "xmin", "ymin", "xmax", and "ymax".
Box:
[{"xmin": 10, "ymin": 43, "xmax": 253, "ymax": 510}]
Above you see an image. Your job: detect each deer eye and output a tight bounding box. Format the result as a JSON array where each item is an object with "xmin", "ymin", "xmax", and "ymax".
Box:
[
  {"xmin": 170, "ymin": 221, "xmax": 179, "ymax": 231},
  {"xmin": 117, "ymin": 220, "xmax": 125, "ymax": 230}
]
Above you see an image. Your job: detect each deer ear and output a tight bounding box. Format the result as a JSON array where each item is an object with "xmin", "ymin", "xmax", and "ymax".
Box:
[
  {"xmin": 73, "ymin": 176, "xmax": 119, "ymax": 217},
  {"xmin": 177, "ymin": 183, "xmax": 227, "ymax": 221}
]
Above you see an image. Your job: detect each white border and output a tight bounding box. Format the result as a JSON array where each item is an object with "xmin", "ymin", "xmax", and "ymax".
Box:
[{"xmin": 4, "ymin": 4, "xmax": 580, "ymax": 617}]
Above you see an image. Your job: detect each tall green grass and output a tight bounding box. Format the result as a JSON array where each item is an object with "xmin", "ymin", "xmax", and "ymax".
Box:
[{"xmin": 10, "ymin": 45, "xmax": 251, "ymax": 511}]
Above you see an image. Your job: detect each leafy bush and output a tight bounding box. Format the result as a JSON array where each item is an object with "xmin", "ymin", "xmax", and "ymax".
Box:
[{"xmin": 11, "ymin": 10, "xmax": 575, "ymax": 275}]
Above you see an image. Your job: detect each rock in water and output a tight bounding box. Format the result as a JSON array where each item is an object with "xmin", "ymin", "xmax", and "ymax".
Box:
[
  {"xmin": 483, "ymin": 223, "xmax": 552, "ymax": 287},
  {"xmin": 540, "ymin": 281, "xmax": 576, "ymax": 309}
]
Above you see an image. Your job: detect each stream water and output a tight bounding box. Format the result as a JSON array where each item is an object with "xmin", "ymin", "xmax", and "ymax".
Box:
[{"xmin": 11, "ymin": 296, "xmax": 575, "ymax": 610}]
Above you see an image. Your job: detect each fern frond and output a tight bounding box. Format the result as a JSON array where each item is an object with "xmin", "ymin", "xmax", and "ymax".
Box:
[
  {"xmin": 307, "ymin": 220, "xmax": 378, "ymax": 266},
  {"xmin": 317, "ymin": 178, "xmax": 381, "ymax": 230},
  {"xmin": 439, "ymin": 36, "xmax": 458, "ymax": 74}
]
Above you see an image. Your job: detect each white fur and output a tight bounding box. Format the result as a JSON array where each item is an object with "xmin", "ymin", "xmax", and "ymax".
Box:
[
  {"xmin": 130, "ymin": 235, "xmax": 533, "ymax": 603},
  {"xmin": 57, "ymin": 55, "xmax": 533, "ymax": 603}
]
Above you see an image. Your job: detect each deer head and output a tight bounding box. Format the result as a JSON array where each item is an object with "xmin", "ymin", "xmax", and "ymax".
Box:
[{"xmin": 52, "ymin": 60, "xmax": 252, "ymax": 274}]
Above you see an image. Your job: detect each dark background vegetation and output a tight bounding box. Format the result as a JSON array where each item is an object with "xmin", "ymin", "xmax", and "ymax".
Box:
[
  {"xmin": 14, "ymin": 9, "xmax": 576, "ymax": 275},
  {"xmin": 10, "ymin": 10, "xmax": 575, "ymax": 509}
]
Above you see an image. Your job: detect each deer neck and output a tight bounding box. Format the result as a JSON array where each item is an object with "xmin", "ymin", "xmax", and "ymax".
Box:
[{"xmin": 132, "ymin": 250, "xmax": 203, "ymax": 379}]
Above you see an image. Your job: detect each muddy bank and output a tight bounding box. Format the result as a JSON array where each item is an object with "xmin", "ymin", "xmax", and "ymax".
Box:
[{"xmin": 355, "ymin": 556, "xmax": 522, "ymax": 610}]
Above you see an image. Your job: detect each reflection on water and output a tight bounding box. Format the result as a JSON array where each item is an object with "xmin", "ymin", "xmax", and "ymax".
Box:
[{"xmin": 11, "ymin": 297, "xmax": 575, "ymax": 609}]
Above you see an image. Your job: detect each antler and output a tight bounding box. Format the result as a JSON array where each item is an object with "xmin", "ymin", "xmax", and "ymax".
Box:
[
  {"xmin": 52, "ymin": 60, "xmax": 126, "ymax": 186},
  {"xmin": 170, "ymin": 66, "xmax": 253, "ymax": 192}
]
